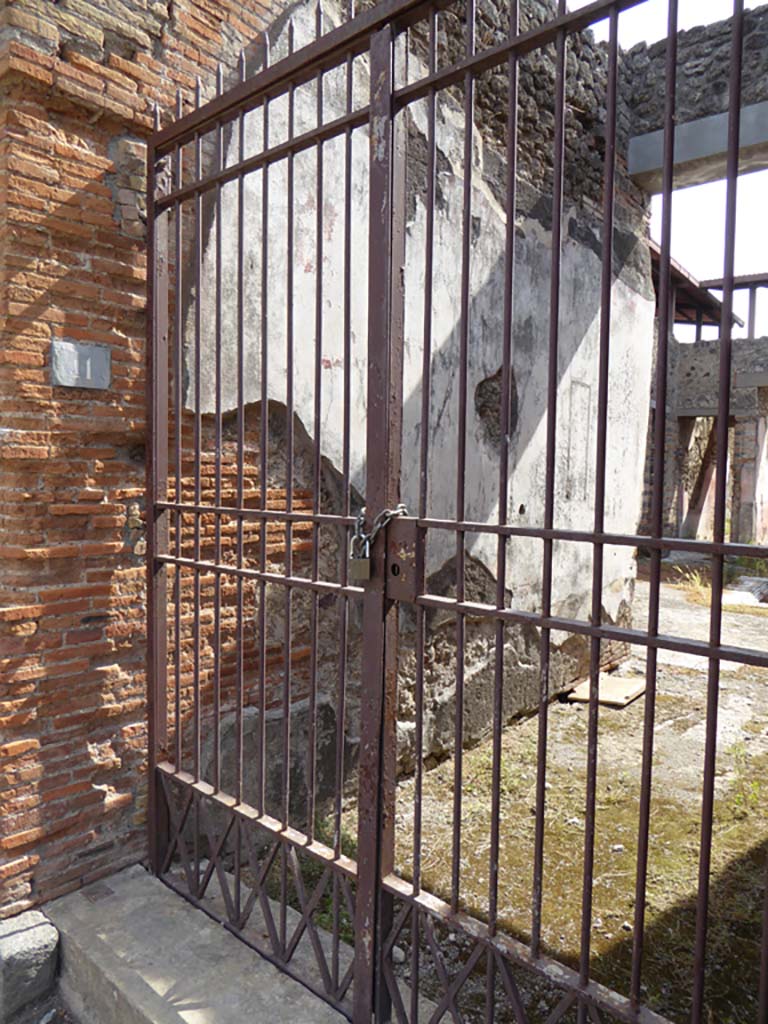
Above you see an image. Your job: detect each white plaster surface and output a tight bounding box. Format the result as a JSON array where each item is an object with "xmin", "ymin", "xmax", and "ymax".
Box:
[{"xmin": 185, "ymin": 0, "xmax": 655, "ymax": 624}]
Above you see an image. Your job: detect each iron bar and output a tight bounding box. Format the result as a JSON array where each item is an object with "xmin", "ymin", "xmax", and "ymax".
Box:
[
  {"xmin": 146, "ymin": 128, "xmax": 170, "ymax": 874},
  {"xmin": 235, "ymin": 51, "xmax": 246, "ymax": 808},
  {"xmin": 332, "ymin": 0, "xmax": 355, "ymax": 988},
  {"xmin": 450, "ymin": 0, "xmax": 475, "ymax": 919},
  {"xmin": 487, "ymin": 8, "xmax": 519, "ymax": 1018},
  {"xmin": 153, "ymin": 501, "xmax": 768, "ymax": 559},
  {"xmin": 691, "ymin": 4, "xmax": 744, "ymax": 1018},
  {"xmin": 145, "ymin": 2, "xmax": 767, "ymax": 1019},
  {"xmin": 173, "ymin": 89, "xmax": 183, "ymax": 774},
  {"xmin": 192, "ymin": 78, "xmax": 203, "ymax": 788},
  {"xmin": 212, "ymin": 63, "xmax": 224, "ymax": 794},
  {"xmin": 307, "ymin": 0, "xmax": 325, "ymax": 844},
  {"xmin": 281, "ymin": 15, "xmax": 297, "ymax": 953},
  {"xmin": 532, "ymin": 0, "xmax": 567, "ymax": 960},
  {"xmin": 258, "ymin": 32, "xmax": 272, "ymax": 817},
  {"xmin": 578, "ymin": 7, "xmax": 619, "ymax": 1006},
  {"xmin": 153, "ymin": 0, "xmax": 649, "ymax": 155},
  {"xmin": 352, "ymin": 25, "xmax": 396, "ymax": 1021}
]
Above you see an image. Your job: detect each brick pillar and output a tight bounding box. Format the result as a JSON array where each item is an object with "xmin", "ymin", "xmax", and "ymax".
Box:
[{"xmin": 0, "ymin": 0, "xmax": 277, "ymax": 916}]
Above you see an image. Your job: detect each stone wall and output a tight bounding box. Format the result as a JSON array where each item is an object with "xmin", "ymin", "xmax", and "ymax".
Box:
[
  {"xmin": 625, "ymin": 4, "xmax": 768, "ymax": 137},
  {"xmin": 639, "ymin": 337, "xmax": 768, "ymax": 542}
]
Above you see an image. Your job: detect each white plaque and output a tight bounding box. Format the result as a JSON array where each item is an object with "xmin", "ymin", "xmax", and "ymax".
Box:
[{"xmin": 51, "ymin": 339, "xmax": 111, "ymax": 390}]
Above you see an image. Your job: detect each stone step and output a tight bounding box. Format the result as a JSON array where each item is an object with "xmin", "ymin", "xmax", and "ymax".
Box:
[{"xmin": 46, "ymin": 865, "xmax": 345, "ymax": 1024}]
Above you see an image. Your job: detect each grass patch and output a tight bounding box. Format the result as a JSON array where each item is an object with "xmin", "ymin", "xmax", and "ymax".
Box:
[{"xmin": 393, "ymin": 699, "xmax": 768, "ymax": 1023}]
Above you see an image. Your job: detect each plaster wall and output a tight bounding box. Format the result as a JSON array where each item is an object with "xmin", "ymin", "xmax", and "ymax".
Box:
[{"xmin": 187, "ymin": 0, "xmax": 656, "ymax": 630}]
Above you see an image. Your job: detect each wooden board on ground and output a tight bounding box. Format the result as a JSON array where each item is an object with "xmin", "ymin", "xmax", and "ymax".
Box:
[{"xmin": 568, "ymin": 674, "xmax": 646, "ymax": 708}]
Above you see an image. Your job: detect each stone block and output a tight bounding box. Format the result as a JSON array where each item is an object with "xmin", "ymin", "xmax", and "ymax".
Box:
[{"xmin": 0, "ymin": 911, "xmax": 58, "ymax": 1022}]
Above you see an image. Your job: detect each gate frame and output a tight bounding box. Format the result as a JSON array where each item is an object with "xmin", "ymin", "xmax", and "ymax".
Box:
[{"xmin": 145, "ymin": 1, "xmax": 768, "ymax": 1021}]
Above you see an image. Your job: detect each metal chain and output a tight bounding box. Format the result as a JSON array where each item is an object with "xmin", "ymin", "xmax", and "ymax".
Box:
[{"xmin": 353, "ymin": 503, "xmax": 408, "ymax": 553}]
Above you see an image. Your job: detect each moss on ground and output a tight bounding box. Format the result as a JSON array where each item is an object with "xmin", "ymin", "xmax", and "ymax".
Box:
[{"xmin": 393, "ymin": 672, "xmax": 768, "ymax": 1023}]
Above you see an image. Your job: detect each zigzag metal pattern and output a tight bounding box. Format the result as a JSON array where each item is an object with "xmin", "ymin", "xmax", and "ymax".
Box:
[
  {"xmin": 158, "ymin": 772, "xmax": 357, "ymax": 1014},
  {"xmin": 379, "ymin": 902, "xmax": 619, "ymax": 1024}
]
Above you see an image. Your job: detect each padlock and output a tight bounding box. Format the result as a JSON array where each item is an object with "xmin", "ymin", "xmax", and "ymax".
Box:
[{"xmin": 349, "ymin": 535, "xmax": 371, "ymax": 582}]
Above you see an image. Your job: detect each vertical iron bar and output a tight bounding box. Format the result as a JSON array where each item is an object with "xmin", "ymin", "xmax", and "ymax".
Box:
[
  {"xmin": 353, "ymin": 24, "xmax": 396, "ymax": 1023},
  {"xmin": 233, "ymin": 49, "xmax": 246, "ymax": 934},
  {"xmin": 192, "ymin": 79, "xmax": 203, "ymax": 894},
  {"xmin": 193, "ymin": 78, "xmax": 203, "ymax": 793},
  {"xmin": 307, "ymin": 0, "xmax": 325, "ymax": 842},
  {"xmin": 631, "ymin": 0, "xmax": 678, "ymax": 1005},
  {"xmin": 411, "ymin": 17, "xmax": 437, "ymax": 1019},
  {"xmin": 281, "ymin": 16, "xmax": 297, "ymax": 952},
  {"xmin": 451, "ymin": 0, "xmax": 475, "ymax": 917},
  {"xmin": 375, "ymin": 27, "xmax": 408, "ymax": 1023},
  {"xmin": 531, "ymin": 0, "xmax": 567, "ymax": 959},
  {"xmin": 258, "ymin": 36, "xmax": 271, "ymax": 817},
  {"xmin": 213, "ymin": 67, "xmax": 224, "ymax": 794},
  {"xmin": 236, "ymin": 51, "xmax": 247, "ymax": 808},
  {"xmin": 333, "ymin": 0, "xmax": 355, "ymax": 991},
  {"xmin": 173, "ymin": 91, "xmax": 183, "ymax": 774},
  {"xmin": 486, "ymin": 4, "xmax": 518, "ymax": 1019},
  {"xmin": 578, "ymin": 7, "xmax": 618, "ymax": 1004},
  {"xmin": 414, "ymin": 0, "xmax": 438, "ymax": 921},
  {"xmin": 691, "ymin": 4, "xmax": 744, "ymax": 1018},
  {"xmin": 147, "ymin": 128, "xmax": 170, "ymax": 874}
]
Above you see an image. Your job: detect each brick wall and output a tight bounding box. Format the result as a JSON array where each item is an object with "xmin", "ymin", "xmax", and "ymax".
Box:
[{"xmin": 0, "ymin": 0, "xmax": 285, "ymax": 916}]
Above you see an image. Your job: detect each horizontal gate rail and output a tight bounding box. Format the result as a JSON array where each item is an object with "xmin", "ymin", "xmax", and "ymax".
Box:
[{"xmin": 151, "ymin": 0, "xmax": 651, "ymax": 156}]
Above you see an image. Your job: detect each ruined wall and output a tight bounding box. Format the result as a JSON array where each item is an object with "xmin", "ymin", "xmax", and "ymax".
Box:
[
  {"xmin": 0, "ymin": 0, "xmax": 289, "ymax": 916},
  {"xmin": 189, "ymin": 0, "xmax": 655, "ymax": 775},
  {"xmin": 642, "ymin": 337, "xmax": 768, "ymax": 542},
  {"xmin": 625, "ymin": 4, "xmax": 768, "ymax": 137}
]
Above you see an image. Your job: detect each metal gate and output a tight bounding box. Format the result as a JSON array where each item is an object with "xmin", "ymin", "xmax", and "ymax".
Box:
[{"xmin": 146, "ymin": 1, "xmax": 768, "ymax": 1021}]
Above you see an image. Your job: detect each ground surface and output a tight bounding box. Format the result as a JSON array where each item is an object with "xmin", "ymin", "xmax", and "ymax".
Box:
[
  {"xmin": 392, "ymin": 566, "xmax": 768, "ymax": 1023},
  {"xmin": 10, "ymin": 993, "xmax": 79, "ymax": 1024}
]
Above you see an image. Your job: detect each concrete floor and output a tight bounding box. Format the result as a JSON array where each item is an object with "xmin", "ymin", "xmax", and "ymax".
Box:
[{"xmin": 46, "ymin": 866, "xmax": 345, "ymax": 1024}]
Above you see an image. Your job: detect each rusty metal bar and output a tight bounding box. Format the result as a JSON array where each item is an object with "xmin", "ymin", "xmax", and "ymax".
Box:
[
  {"xmin": 487, "ymin": 8, "xmax": 519, "ymax": 1018},
  {"xmin": 192, "ymin": 79, "xmax": 203, "ymax": 790},
  {"xmin": 281, "ymin": 16, "xmax": 298, "ymax": 953},
  {"xmin": 531, "ymin": 0, "xmax": 567, "ymax": 960},
  {"xmin": 450, "ymin": 0, "xmax": 475, "ymax": 919},
  {"xmin": 235, "ymin": 52, "xmax": 246, "ymax": 808},
  {"xmin": 578, "ymin": 8, "xmax": 618, "ymax": 1009},
  {"xmin": 146, "ymin": 1, "xmax": 767, "ymax": 1018},
  {"xmin": 692, "ymin": 5, "xmax": 744, "ymax": 1018},
  {"xmin": 146, "ymin": 128, "xmax": 170, "ymax": 874},
  {"xmin": 630, "ymin": 11, "xmax": 673, "ymax": 992},
  {"xmin": 155, "ymin": 107, "xmax": 370, "ymax": 213},
  {"xmin": 153, "ymin": 500, "xmax": 768, "ymax": 559},
  {"xmin": 212, "ymin": 64, "xmax": 224, "ymax": 795},
  {"xmin": 760, "ymin": 855, "xmax": 768, "ymax": 1022},
  {"xmin": 153, "ymin": 0, "xmax": 648, "ymax": 156},
  {"xmin": 258, "ymin": 34, "xmax": 271, "ymax": 817},
  {"xmin": 307, "ymin": 0, "xmax": 325, "ymax": 844},
  {"xmin": 173, "ymin": 90, "xmax": 183, "ymax": 775},
  {"xmin": 332, "ymin": 2, "xmax": 355, "ymax": 989},
  {"xmin": 352, "ymin": 24, "xmax": 395, "ymax": 1021}
]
